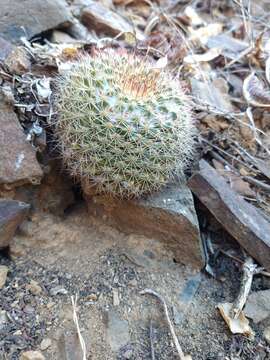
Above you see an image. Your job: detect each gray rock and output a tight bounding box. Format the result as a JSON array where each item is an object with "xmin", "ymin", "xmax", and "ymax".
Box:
[
  {"xmin": 0, "ymin": 37, "xmax": 14, "ymax": 62},
  {"xmin": 0, "ymin": 199, "xmax": 30, "ymax": 248},
  {"xmin": 105, "ymin": 311, "xmax": 130, "ymax": 352},
  {"xmin": 81, "ymin": 1, "xmax": 133, "ymax": 36},
  {"xmin": 57, "ymin": 330, "xmax": 83, "ymax": 360},
  {"xmin": 245, "ymin": 289, "xmax": 270, "ymax": 324},
  {"xmin": 188, "ymin": 160, "xmax": 270, "ymax": 271},
  {"xmin": 0, "ymin": 102, "xmax": 43, "ymax": 187},
  {"xmin": 0, "ymin": 0, "xmax": 72, "ymax": 43},
  {"xmin": 84, "ymin": 183, "xmax": 205, "ymax": 270}
]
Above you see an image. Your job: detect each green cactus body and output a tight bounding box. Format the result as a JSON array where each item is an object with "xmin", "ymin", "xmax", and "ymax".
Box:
[{"xmin": 56, "ymin": 50, "xmax": 195, "ymax": 198}]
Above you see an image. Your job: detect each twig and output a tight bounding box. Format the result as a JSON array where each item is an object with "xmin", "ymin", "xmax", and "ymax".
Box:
[
  {"xmin": 140, "ymin": 289, "xmax": 187, "ymax": 360},
  {"xmin": 230, "ymin": 257, "xmax": 260, "ymax": 319},
  {"xmin": 150, "ymin": 319, "xmax": 155, "ymax": 360},
  {"xmin": 71, "ymin": 294, "xmax": 87, "ymax": 360},
  {"xmin": 243, "ymin": 175, "xmax": 270, "ymax": 193}
]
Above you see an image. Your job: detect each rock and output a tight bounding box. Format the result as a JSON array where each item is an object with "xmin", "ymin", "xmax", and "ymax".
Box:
[
  {"xmin": 0, "ymin": 102, "xmax": 43, "ymax": 187},
  {"xmin": 105, "ymin": 311, "xmax": 130, "ymax": 352},
  {"xmin": 81, "ymin": 1, "xmax": 133, "ymax": 36},
  {"xmin": 0, "ymin": 266, "xmax": 9, "ymax": 289},
  {"xmin": 263, "ymin": 326, "xmax": 270, "ymax": 344},
  {"xmin": 84, "ymin": 183, "xmax": 205, "ymax": 270},
  {"xmin": 0, "ymin": 0, "xmax": 72, "ymax": 43},
  {"xmin": 245, "ymin": 289, "xmax": 270, "ymax": 324},
  {"xmin": 27, "ymin": 280, "xmax": 42, "ymax": 295},
  {"xmin": 51, "ymin": 30, "xmax": 75, "ymax": 44},
  {"xmin": 188, "ymin": 160, "xmax": 270, "ymax": 271},
  {"xmin": 4, "ymin": 47, "xmax": 31, "ymax": 75},
  {"xmin": 0, "ymin": 199, "xmax": 30, "ymax": 248},
  {"xmin": 0, "ymin": 310, "xmax": 9, "ymax": 329},
  {"xmin": 40, "ymin": 338, "xmax": 52, "ymax": 351},
  {"xmin": 0, "ymin": 37, "xmax": 14, "ymax": 62},
  {"xmin": 20, "ymin": 351, "xmax": 45, "ymax": 360},
  {"xmin": 50, "ymin": 285, "xmax": 68, "ymax": 296}
]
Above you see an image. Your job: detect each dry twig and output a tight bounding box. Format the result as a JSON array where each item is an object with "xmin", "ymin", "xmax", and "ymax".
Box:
[
  {"xmin": 71, "ymin": 294, "xmax": 87, "ymax": 360},
  {"xmin": 140, "ymin": 289, "xmax": 188, "ymax": 360}
]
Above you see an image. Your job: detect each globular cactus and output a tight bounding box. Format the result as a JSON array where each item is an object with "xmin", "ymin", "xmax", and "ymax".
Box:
[{"xmin": 56, "ymin": 50, "xmax": 195, "ymax": 198}]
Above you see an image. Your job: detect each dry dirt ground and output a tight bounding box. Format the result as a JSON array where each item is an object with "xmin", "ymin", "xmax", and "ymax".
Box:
[{"xmin": 0, "ymin": 202, "xmax": 269, "ymax": 360}]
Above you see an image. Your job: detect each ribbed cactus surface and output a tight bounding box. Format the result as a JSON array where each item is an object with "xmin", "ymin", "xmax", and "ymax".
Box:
[{"xmin": 56, "ymin": 51, "xmax": 195, "ymax": 197}]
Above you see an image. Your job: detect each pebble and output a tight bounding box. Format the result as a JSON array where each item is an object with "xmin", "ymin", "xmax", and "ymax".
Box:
[
  {"xmin": 27, "ymin": 280, "xmax": 42, "ymax": 295},
  {"xmin": 20, "ymin": 350, "xmax": 45, "ymax": 360},
  {"xmin": 0, "ymin": 265, "xmax": 9, "ymax": 289},
  {"xmin": 40, "ymin": 338, "xmax": 52, "ymax": 350},
  {"xmin": 50, "ymin": 285, "xmax": 68, "ymax": 296},
  {"xmin": 263, "ymin": 326, "xmax": 270, "ymax": 345}
]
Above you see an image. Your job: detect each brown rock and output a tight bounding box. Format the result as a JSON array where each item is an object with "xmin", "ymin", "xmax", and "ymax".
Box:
[
  {"xmin": 81, "ymin": 1, "xmax": 133, "ymax": 36},
  {"xmin": 188, "ymin": 160, "xmax": 270, "ymax": 271},
  {"xmin": 0, "ymin": 102, "xmax": 43, "ymax": 187},
  {"xmin": 0, "ymin": 199, "xmax": 30, "ymax": 248},
  {"xmin": 0, "ymin": 0, "xmax": 72, "ymax": 43},
  {"xmin": 84, "ymin": 183, "xmax": 205, "ymax": 270},
  {"xmin": 5, "ymin": 47, "xmax": 31, "ymax": 75}
]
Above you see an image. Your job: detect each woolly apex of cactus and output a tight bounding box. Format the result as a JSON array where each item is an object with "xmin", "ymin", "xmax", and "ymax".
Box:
[{"xmin": 55, "ymin": 50, "xmax": 195, "ymax": 198}]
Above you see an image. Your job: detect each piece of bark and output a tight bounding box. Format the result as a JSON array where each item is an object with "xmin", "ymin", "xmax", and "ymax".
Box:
[
  {"xmin": 0, "ymin": 199, "xmax": 30, "ymax": 248},
  {"xmin": 84, "ymin": 183, "xmax": 205, "ymax": 270},
  {"xmin": 188, "ymin": 160, "xmax": 270, "ymax": 271}
]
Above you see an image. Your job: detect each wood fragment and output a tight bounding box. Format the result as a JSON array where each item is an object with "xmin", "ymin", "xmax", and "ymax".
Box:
[{"xmin": 150, "ymin": 319, "xmax": 155, "ymax": 360}]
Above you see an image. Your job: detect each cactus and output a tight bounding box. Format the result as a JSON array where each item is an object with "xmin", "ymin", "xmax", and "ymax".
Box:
[{"xmin": 56, "ymin": 50, "xmax": 195, "ymax": 198}]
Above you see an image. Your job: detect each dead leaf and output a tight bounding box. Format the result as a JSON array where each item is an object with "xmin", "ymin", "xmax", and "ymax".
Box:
[
  {"xmin": 184, "ymin": 47, "xmax": 222, "ymax": 64},
  {"xmin": 217, "ymin": 302, "xmax": 254, "ymax": 337},
  {"xmin": 184, "ymin": 6, "xmax": 205, "ymax": 27},
  {"xmin": 243, "ymin": 72, "xmax": 270, "ymax": 107},
  {"xmin": 189, "ymin": 23, "xmax": 223, "ymax": 45}
]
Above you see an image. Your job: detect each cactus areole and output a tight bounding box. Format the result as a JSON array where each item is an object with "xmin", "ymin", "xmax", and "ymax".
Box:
[{"xmin": 56, "ymin": 50, "xmax": 195, "ymax": 198}]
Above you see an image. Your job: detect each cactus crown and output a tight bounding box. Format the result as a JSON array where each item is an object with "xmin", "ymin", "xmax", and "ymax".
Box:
[{"xmin": 56, "ymin": 50, "xmax": 195, "ymax": 198}]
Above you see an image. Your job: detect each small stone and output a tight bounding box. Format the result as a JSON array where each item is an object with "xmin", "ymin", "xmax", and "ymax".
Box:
[
  {"xmin": 0, "ymin": 266, "xmax": 9, "ymax": 289},
  {"xmin": 20, "ymin": 350, "xmax": 45, "ymax": 360},
  {"xmin": 50, "ymin": 285, "xmax": 68, "ymax": 296},
  {"xmin": 81, "ymin": 1, "xmax": 133, "ymax": 36},
  {"xmin": 86, "ymin": 293, "xmax": 98, "ymax": 302},
  {"xmin": 0, "ymin": 310, "xmax": 8, "ymax": 329},
  {"xmin": 23, "ymin": 305, "xmax": 35, "ymax": 314},
  {"xmin": 40, "ymin": 338, "xmax": 52, "ymax": 351},
  {"xmin": 27, "ymin": 280, "xmax": 42, "ymax": 295},
  {"xmin": 0, "ymin": 199, "xmax": 30, "ymax": 249},
  {"xmin": 112, "ymin": 288, "xmax": 120, "ymax": 306},
  {"xmin": 5, "ymin": 47, "xmax": 31, "ymax": 75},
  {"xmin": 51, "ymin": 30, "xmax": 75, "ymax": 44},
  {"xmin": 263, "ymin": 326, "xmax": 270, "ymax": 344}
]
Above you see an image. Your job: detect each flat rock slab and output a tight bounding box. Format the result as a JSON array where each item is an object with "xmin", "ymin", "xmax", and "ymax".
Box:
[
  {"xmin": 0, "ymin": 199, "xmax": 30, "ymax": 248},
  {"xmin": 0, "ymin": 0, "xmax": 72, "ymax": 43},
  {"xmin": 0, "ymin": 102, "xmax": 43, "ymax": 186},
  {"xmin": 81, "ymin": 1, "xmax": 133, "ymax": 36},
  {"xmin": 245, "ymin": 289, "xmax": 270, "ymax": 324},
  {"xmin": 188, "ymin": 159, "xmax": 270, "ymax": 271},
  {"xmin": 84, "ymin": 183, "xmax": 205, "ymax": 270},
  {"xmin": 105, "ymin": 310, "xmax": 130, "ymax": 353}
]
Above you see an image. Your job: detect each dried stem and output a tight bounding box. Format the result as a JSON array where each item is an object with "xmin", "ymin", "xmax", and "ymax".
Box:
[
  {"xmin": 230, "ymin": 257, "xmax": 259, "ymax": 319},
  {"xmin": 71, "ymin": 294, "xmax": 87, "ymax": 360},
  {"xmin": 140, "ymin": 289, "xmax": 187, "ymax": 360}
]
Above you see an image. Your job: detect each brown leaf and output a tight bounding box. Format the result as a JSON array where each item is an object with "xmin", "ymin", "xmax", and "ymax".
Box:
[{"xmin": 243, "ymin": 72, "xmax": 270, "ymax": 107}]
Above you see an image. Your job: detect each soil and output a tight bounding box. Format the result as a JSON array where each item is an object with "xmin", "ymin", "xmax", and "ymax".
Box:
[{"xmin": 0, "ymin": 202, "xmax": 269, "ymax": 360}]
